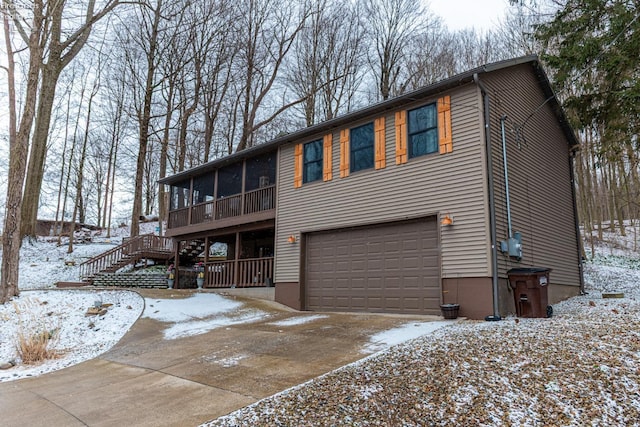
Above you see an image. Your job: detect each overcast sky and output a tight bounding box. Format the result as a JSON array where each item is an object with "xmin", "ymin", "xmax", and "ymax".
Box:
[{"xmin": 429, "ymin": 0, "xmax": 511, "ymax": 31}]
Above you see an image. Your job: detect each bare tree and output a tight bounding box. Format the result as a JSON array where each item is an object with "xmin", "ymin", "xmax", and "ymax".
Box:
[
  {"xmin": 68, "ymin": 77, "xmax": 99, "ymax": 253},
  {"xmin": 101, "ymin": 68, "xmax": 128, "ymax": 235},
  {"xmin": 287, "ymin": 0, "xmax": 365, "ymax": 126},
  {"xmin": 399, "ymin": 19, "xmax": 453, "ymax": 91},
  {"xmin": 52, "ymin": 70, "xmax": 78, "ymax": 241},
  {"xmin": 233, "ymin": 0, "xmax": 312, "ymax": 151},
  {"xmin": 1, "ymin": 0, "xmax": 47, "ymax": 302},
  {"xmin": 12, "ymin": 0, "xmax": 127, "ymax": 239},
  {"xmin": 56, "ymin": 75, "xmax": 87, "ymax": 244},
  {"xmin": 125, "ymin": 0, "xmax": 167, "ymax": 237},
  {"xmin": 199, "ymin": 1, "xmax": 235, "ymax": 163},
  {"xmin": 364, "ymin": 0, "xmax": 434, "ymax": 100}
]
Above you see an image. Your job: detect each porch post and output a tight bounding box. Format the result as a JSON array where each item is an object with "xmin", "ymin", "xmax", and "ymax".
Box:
[
  {"xmin": 187, "ymin": 178, "xmax": 194, "ymax": 226},
  {"xmin": 174, "ymin": 240, "xmax": 181, "ymax": 288},
  {"xmin": 241, "ymin": 159, "xmax": 247, "ymax": 215},
  {"xmin": 213, "ymin": 169, "xmax": 218, "ymax": 219},
  {"xmin": 234, "ymin": 232, "xmax": 241, "ymax": 286},
  {"xmin": 204, "ymin": 236, "xmax": 209, "ymax": 287}
]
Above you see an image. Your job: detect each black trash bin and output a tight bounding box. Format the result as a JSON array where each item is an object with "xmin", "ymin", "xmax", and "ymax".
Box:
[{"xmin": 507, "ymin": 268, "xmax": 553, "ymax": 318}]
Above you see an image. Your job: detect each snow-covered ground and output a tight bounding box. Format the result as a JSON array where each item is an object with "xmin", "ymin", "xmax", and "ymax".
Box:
[
  {"xmin": 205, "ymin": 225, "xmax": 640, "ymax": 426},
  {"xmin": 1, "ymin": 222, "xmax": 639, "ymax": 425},
  {"xmin": 0, "ymin": 221, "xmax": 446, "ymax": 383},
  {"xmin": 143, "ymin": 293, "xmax": 270, "ymax": 340},
  {"xmin": 0, "ymin": 289, "xmax": 143, "ymax": 382}
]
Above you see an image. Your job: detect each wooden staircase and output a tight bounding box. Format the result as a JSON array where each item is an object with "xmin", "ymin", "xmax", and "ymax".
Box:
[
  {"xmin": 178, "ymin": 239, "xmax": 206, "ymax": 263},
  {"xmin": 79, "ymin": 234, "xmax": 174, "ymax": 282}
]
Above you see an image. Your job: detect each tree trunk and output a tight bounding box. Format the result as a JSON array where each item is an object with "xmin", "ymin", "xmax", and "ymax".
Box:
[
  {"xmin": 68, "ymin": 84, "xmax": 96, "ymax": 253},
  {"xmin": 53, "ymin": 83, "xmax": 74, "ymax": 239},
  {"xmin": 1, "ymin": 2, "xmax": 43, "ymax": 302},
  {"xmin": 158, "ymin": 79, "xmax": 175, "ymax": 236},
  {"xmin": 612, "ymin": 156, "xmax": 626, "ymax": 236},
  {"xmin": 106, "ymin": 140, "xmax": 118, "ymax": 238},
  {"xmin": 588, "ymin": 128, "xmax": 603, "ymax": 241},
  {"xmin": 131, "ymin": 0, "xmax": 163, "ymax": 237},
  {"xmin": 21, "ymin": 67, "xmax": 61, "ymax": 238},
  {"xmin": 57, "ymin": 82, "xmax": 86, "ymax": 244}
]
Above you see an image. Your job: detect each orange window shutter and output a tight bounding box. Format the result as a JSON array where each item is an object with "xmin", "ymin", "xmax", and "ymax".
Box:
[
  {"xmin": 395, "ymin": 111, "xmax": 407, "ymax": 164},
  {"xmin": 438, "ymin": 95, "xmax": 453, "ymax": 154},
  {"xmin": 339, "ymin": 129, "xmax": 350, "ymax": 178},
  {"xmin": 294, "ymin": 143, "xmax": 303, "ymax": 188},
  {"xmin": 374, "ymin": 117, "xmax": 386, "ymax": 169},
  {"xmin": 323, "ymin": 133, "xmax": 333, "ymax": 181}
]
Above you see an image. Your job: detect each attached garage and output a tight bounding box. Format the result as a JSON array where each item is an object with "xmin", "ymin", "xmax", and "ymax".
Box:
[{"xmin": 304, "ymin": 217, "xmax": 441, "ymax": 315}]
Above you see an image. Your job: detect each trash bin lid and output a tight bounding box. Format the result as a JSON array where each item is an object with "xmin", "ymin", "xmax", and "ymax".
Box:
[{"xmin": 507, "ymin": 267, "xmax": 551, "ymax": 275}]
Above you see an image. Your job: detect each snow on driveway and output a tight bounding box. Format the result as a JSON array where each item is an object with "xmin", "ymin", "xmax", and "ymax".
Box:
[{"xmin": 142, "ymin": 293, "xmax": 270, "ymax": 339}]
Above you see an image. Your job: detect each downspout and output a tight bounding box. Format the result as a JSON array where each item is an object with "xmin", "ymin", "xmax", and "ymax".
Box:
[
  {"xmin": 568, "ymin": 149, "xmax": 586, "ymax": 294},
  {"xmin": 474, "ymin": 73, "xmax": 501, "ymax": 321}
]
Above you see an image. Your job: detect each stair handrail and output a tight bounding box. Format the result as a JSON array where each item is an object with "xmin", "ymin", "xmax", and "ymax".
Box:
[{"xmin": 79, "ymin": 234, "xmax": 174, "ymax": 280}]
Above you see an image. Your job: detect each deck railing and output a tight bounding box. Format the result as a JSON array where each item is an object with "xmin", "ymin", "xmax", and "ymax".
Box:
[
  {"xmin": 203, "ymin": 257, "xmax": 274, "ymax": 288},
  {"xmin": 191, "ymin": 201, "xmax": 215, "ymax": 224},
  {"xmin": 168, "ymin": 207, "xmax": 189, "ymax": 228},
  {"xmin": 238, "ymin": 257, "xmax": 274, "ymax": 286},
  {"xmin": 244, "ymin": 185, "xmax": 275, "ymax": 214},
  {"xmin": 167, "ymin": 184, "xmax": 276, "ymax": 229},
  {"xmin": 216, "ymin": 194, "xmax": 242, "ymax": 219},
  {"xmin": 205, "ymin": 260, "xmax": 236, "ymax": 287}
]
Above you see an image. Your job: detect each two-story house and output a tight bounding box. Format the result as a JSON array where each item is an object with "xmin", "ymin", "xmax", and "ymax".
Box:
[{"xmin": 160, "ymin": 56, "xmax": 583, "ymax": 320}]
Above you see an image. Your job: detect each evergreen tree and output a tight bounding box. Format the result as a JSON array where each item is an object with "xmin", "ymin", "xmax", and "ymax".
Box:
[{"xmin": 536, "ymin": 0, "xmax": 639, "ymax": 152}]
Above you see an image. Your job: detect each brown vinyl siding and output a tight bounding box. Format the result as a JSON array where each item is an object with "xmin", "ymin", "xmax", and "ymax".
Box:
[
  {"xmin": 275, "ymin": 85, "xmax": 491, "ymax": 284},
  {"xmin": 483, "ymin": 64, "xmax": 580, "ymax": 287}
]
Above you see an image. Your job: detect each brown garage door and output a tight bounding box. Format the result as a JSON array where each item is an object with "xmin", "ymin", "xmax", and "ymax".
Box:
[{"xmin": 305, "ymin": 217, "xmax": 440, "ymax": 315}]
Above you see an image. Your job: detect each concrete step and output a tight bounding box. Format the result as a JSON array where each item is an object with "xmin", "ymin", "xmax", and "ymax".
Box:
[{"xmin": 55, "ymin": 281, "xmax": 93, "ymax": 288}]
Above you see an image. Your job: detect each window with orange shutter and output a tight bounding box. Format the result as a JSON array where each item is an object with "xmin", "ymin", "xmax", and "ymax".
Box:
[
  {"xmin": 350, "ymin": 122, "xmax": 374, "ymax": 173},
  {"xmin": 303, "ymin": 139, "xmax": 323, "ymax": 184},
  {"xmin": 438, "ymin": 95, "xmax": 453, "ymax": 154},
  {"xmin": 408, "ymin": 103, "xmax": 438, "ymax": 158},
  {"xmin": 395, "ymin": 111, "xmax": 407, "ymax": 165},
  {"xmin": 374, "ymin": 117, "xmax": 386, "ymax": 169}
]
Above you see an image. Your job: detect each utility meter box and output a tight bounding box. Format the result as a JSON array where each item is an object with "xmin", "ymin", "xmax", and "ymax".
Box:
[
  {"xmin": 508, "ymin": 231, "xmax": 522, "ymax": 259},
  {"xmin": 501, "ymin": 231, "xmax": 523, "ymax": 260},
  {"xmin": 507, "ymin": 267, "xmax": 552, "ymax": 318}
]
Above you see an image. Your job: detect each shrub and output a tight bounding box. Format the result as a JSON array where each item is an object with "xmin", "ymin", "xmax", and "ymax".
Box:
[{"xmin": 16, "ymin": 328, "xmax": 61, "ymax": 364}]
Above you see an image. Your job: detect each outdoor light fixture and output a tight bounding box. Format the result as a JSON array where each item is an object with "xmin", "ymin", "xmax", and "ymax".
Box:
[
  {"xmin": 287, "ymin": 235, "xmax": 297, "ymax": 243},
  {"xmin": 441, "ymin": 214, "xmax": 454, "ymax": 226}
]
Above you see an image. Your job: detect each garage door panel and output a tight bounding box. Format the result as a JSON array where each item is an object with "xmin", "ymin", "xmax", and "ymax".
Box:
[
  {"xmin": 401, "ymin": 240, "xmax": 419, "ymax": 251},
  {"xmin": 335, "ymin": 279, "xmax": 350, "ymax": 290},
  {"xmin": 384, "ymin": 258, "xmax": 401, "ymax": 270},
  {"xmin": 367, "ymin": 259, "xmax": 384, "ymax": 271},
  {"xmin": 403, "ymin": 298, "xmax": 420, "ymax": 310},
  {"xmin": 367, "ymin": 297, "xmax": 382, "ymax": 310},
  {"xmin": 335, "ymin": 246, "xmax": 349, "ymax": 256},
  {"xmin": 384, "ymin": 297, "xmax": 401, "ymax": 310},
  {"xmin": 368, "ymin": 241, "xmax": 384, "ymax": 255},
  {"xmin": 402, "ymin": 277, "xmax": 421, "ymax": 289},
  {"xmin": 368, "ymin": 278, "xmax": 383, "ymax": 289},
  {"xmin": 335, "ymin": 261, "xmax": 350, "ymax": 272},
  {"xmin": 402, "ymin": 256, "xmax": 420, "ymax": 269},
  {"xmin": 306, "ymin": 217, "xmax": 440, "ymax": 314},
  {"xmin": 351, "ymin": 259, "xmax": 367, "ymax": 272},
  {"xmin": 351, "ymin": 278, "xmax": 366, "ymax": 290}
]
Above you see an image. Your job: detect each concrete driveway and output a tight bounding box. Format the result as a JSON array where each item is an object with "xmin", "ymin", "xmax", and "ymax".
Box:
[{"xmin": 0, "ymin": 289, "xmax": 438, "ymax": 426}]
